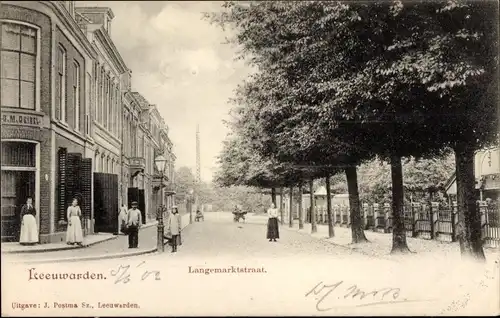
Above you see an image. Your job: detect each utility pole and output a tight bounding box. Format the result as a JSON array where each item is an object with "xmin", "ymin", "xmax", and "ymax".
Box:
[
  {"xmin": 191, "ymin": 124, "xmax": 201, "ymax": 222},
  {"xmin": 196, "ymin": 124, "xmax": 201, "ymax": 184}
]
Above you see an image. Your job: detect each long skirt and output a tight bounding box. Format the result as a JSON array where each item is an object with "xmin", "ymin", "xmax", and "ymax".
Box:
[
  {"xmin": 267, "ymin": 217, "xmax": 279, "ymax": 240},
  {"xmin": 66, "ymin": 215, "xmax": 83, "ymax": 243},
  {"xmin": 19, "ymin": 214, "xmax": 38, "ymax": 244}
]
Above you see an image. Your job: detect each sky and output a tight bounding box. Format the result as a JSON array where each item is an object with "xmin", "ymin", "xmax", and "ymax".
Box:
[{"xmin": 76, "ymin": 1, "xmax": 252, "ymax": 182}]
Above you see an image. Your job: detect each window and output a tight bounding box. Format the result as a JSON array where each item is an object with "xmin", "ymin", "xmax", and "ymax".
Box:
[
  {"xmin": 100, "ymin": 68, "xmax": 105, "ymax": 124},
  {"xmin": 109, "ymin": 82, "xmax": 114, "ymax": 134},
  {"xmin": 73, "ymin": 61, "xmax": 80, "ymax": 131},
  {"xmin": 94, "ymin": 153, "xmax": 99, "ymax": 172},
  {"xmin": 86, "ymin": 73, "xmax": 92, "ymax": 134},
  {"xmin": 1, "ymin": 22, "xmax": 37, "ymax": 110},
  {"xmin": 56, "ymin": 45, "xmax": 67, "ymax": 122},
  {"xmin": 104, "ymin": 76, "xmax": 109, "ymax": 129}
]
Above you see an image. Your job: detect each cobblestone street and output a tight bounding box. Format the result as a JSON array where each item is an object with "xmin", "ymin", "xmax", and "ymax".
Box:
[{"xmin": 3, "ymin": 212, "xmax": 499, "ymax": 316}]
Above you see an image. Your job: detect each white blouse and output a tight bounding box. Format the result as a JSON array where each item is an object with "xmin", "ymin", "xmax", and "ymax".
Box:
[{"xmin": 267, "ymin": 208, "xmax": 279, "ymax": 218}]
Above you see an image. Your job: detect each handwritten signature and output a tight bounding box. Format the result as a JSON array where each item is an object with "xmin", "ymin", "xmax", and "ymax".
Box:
[
  {"xmin": 305, "ymin": 281, "xmax": 428, "ymax": 311},
  {"xmin": 109, "ymin": 261, "xmax": 161, "ymax": 284}
]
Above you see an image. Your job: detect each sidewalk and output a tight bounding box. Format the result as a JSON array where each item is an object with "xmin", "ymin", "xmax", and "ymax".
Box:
[
  {"xmin": 283, "ymin": 221, "xmax": 500, "ymax": 264},
  {"xmin": 1, "ymin": 232, "xmax": 116, "ymax": 254},
  {"xmin": 4, "ymin": 214, "xmax": 191, "ymax": 264}
]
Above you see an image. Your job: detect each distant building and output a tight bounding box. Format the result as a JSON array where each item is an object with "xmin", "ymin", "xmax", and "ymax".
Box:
[{"xmin": 445, "ymin": 146, "xmax": 500, "ymax": 201}]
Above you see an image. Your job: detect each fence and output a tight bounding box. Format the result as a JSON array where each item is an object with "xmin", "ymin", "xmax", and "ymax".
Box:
[{"xmin": 310, "ymin": 201, "xmax": 500, "ymax": 247}]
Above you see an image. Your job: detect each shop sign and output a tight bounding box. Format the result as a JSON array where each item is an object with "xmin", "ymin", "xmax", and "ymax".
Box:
[{"xmin": 1, "ymin": 112, "xmax": 43, "ymax": 127}]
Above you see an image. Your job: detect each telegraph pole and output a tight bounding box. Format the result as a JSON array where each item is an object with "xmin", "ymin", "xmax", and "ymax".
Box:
[{"xmin": 195, "ymin": 124, "xmax": 201, "ymax": 212}]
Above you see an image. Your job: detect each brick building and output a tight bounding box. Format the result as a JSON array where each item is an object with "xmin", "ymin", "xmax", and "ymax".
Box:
[
  {"xmin": 1, "ymin": 1, "xmax": 97, "ymax": 242},
  {"xmin": 1, "ymin": 1, "xmax": 176, "ymax": 243}
]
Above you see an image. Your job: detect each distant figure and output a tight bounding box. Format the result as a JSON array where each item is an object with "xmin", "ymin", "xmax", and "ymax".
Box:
[
  {"xmin": 19, "ymin": 197, "xmax": 38, "ymax": 245},
  {"xmin": 119, "ymin": 204, "xmax": 128, "ymax": 234},
  {"xmin": 127, "ymin": 201, "xmax": 142, "ymax": 248},
  {"xmin": 267, "ymin": 203, "xmax": 279, "ymax": 242},
  {"xmin": 167, "ymin": 206, "xmax": 182, "ymax": 253},
  {"xmin": 195, "ymin": 209, "xmax": 204, "ymax": 222},
  {"xmin": 66, "ymin": 198, "xmax": 83, "ymax": 246}
]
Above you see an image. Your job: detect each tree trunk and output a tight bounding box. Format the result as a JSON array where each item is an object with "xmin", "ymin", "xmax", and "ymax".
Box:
[
  {"xmin": 455, "ymin": 143, "xmax": 485, "ymax": 261},
  {"xmin": 271, "ymin": 187, "xmax": 277, "ymax": 206},
  {"xmin": 345, "ymin": 166, "xmax": 368, "ymax": 243},
  {"xmin": 390, "ymin": 155, "xmax": 411, "ymax": 254},
  {"xmin": 310, "ymin": 179, "xmax": 317, "ymax": 233},
  {"xmin": 298, "ymin": 183, "xmax": 304, "ymax": 230},
  {"xmin": 280, "ymin": 187, "xmax": 284, "ymax": 226},
  {"xmin": 326, "ymin": 175, "xmax": 335, "ymax": 238},
  {"xmin": 289, "ymin": 187, "xmax": 294, "ymax": 228}
]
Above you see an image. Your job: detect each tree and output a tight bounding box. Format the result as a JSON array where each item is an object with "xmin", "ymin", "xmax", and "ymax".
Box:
[
  {"xmin": 358, "ymin": 154, "xmax": 455, "ymax": 204},
  {"xmin": 207, "ymin": 0, "xmax": 498, "ymax": 259},
  {"xmin": 175, "ymin": 166, "xmax": 197, "ymax": 204}
]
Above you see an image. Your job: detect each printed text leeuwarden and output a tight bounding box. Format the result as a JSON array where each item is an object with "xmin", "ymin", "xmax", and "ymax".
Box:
[{"xmin": 28, "ymin": 268, "xmax": 106, "ymax": 280}]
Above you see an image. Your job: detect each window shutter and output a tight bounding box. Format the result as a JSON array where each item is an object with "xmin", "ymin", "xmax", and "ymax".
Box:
[
  {"xmin": 57, "ymin": 148, "xmax": 67, "ymax": 224},
  {"xmin": 80, "ymin": 158, "xmax": 92, "ymax": 222}
]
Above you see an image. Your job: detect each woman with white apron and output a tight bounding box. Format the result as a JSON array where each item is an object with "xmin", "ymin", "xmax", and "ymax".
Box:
[
  {"xmin": 66, "ymin": 198, "xmax": 83, "ymax": 246},
  {"xmin": 19, "ymin": 196, "xmax": 38, "ymax": 245}
]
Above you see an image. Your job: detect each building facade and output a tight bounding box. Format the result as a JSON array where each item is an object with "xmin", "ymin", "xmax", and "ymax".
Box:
[
  {"xmin": 1, "ymin": 1, "xmax": 176, "ymax": 243},
  {"xmin": 1, "ymin": 1, "xmax": 98, "ymax": 242},
  {"xmin": 446, "ymin": 146, "xmax": 500, "ymax": 201}
]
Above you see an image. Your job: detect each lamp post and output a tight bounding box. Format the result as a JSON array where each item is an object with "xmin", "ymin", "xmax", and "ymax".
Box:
[
  {"xmin": 188, "ymin": 188, "xmax": 194, "ymax": 224},
  {"xmin": 155, "ymin": 155, "xmax": 168, "ymax": 253}
]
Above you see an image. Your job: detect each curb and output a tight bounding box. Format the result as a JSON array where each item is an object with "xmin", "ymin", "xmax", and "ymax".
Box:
[
  {"xmin": 8, "ymin": 239, "xmax": 175, "ymax": 265},
  {"xmin": 2, "ymin": 235, "xmax": 118, "ymax": 254},
  {"xmin": 3, "ymin": 222, "xmax": 159, "ymax": 255},
  {"xmin": 10, "ymin": 223, "xmax": 193, "ymax": 264},
  {"xmin": 12, "ymin": 247, "xmax": 159, "ymax": 264}
]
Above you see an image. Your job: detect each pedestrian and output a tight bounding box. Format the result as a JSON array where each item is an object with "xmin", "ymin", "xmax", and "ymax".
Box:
[
  {"xmin": 19, "ymin": 196, "xmax": 38, "ymax": 245},
  {"xmin": 127, "ymin": 201, "xmax": 142, "ymax": 248},
  {"xmin": 119, "ymin": 204, "xmax": 128, "ymax": 235},
  {"xmin": 267, "ymin": 203, "xmax": 279, "ymax": 242},
  {"xmin": 66, "ymin": 198, "xmax": 83, "ymax": 246},
  {"xmin": 167, "ymin": 206, "xmax": 182, "ymax": 253}
]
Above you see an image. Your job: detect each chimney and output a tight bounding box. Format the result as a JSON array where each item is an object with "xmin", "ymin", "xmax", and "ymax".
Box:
[{"xmin": 75, "ymin": 6, "xmax": 115, "ymax": 36}]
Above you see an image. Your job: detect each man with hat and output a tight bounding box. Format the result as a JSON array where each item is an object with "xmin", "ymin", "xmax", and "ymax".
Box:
[{"xmin": 127, "ymin": 201, "xmax": 142, "ymax": 248}]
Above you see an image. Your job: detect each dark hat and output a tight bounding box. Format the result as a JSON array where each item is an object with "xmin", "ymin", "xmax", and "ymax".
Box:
[{"xmin": 131, "ymin": 201, "xmax": 138, "ymax": 206}]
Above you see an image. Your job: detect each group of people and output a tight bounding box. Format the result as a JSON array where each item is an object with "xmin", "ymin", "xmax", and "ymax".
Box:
[
  {"xmin": 118, "ymin": 203, "xmax": 183, "ymax": 252},
  {"xmin": 19, "ymin": 196, "xmax": 84, "ymax": 246}
]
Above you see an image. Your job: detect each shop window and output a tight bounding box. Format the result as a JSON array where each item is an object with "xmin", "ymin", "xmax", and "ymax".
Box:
[
  {"xmin": 1, "ymin": 141, "xmax": 36, "ymax": 167},
  {"xmin": 1, "ymin": 22, "xmax": 38, "ymax": 110}
]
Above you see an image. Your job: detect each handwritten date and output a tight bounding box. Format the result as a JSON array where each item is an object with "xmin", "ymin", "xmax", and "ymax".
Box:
[
  {"xmin": 109, "ymin": 262, "xmax": 161, "ymax": 284},
  {"xmin": 305, "ymin": 281, "xmax": 403, "ymax": 311}
]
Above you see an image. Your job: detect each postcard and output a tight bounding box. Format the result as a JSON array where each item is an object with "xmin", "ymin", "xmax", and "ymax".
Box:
[{"xmin": 1, "ymin": 0, "xmax": 499, "ymax": 316}]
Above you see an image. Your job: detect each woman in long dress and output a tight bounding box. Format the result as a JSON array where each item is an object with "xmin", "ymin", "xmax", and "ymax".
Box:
[
  {"xmin": 19, "ymin": 197, "xmax": 38, "ymax": 245},
  {"xmin": 118, "ymin": 204, "xmax": 128, "ymax": 234},
  {"xmin": 267, "ymin": 203, "xmax": 279, "ymax": 242},
  {"xmin": 66, "ymin": 198, "xmax": 83, "ymax": 246}
]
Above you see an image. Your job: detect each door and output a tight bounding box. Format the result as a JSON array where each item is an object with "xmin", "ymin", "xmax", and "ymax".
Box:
[
  {"xmin": 94, "ymin": 173, "xmax": 118, "ymax": 233},
  {"xmin": 1, "ymin": 170, "xmax": 35, "ymax": 242},
  {"xmin": 127, "ymin": 187, "xmax": 146, "ymax": 224},
  {"xmin": 138, "ymin": 189, "xmax": 146, "ymax": 224}
]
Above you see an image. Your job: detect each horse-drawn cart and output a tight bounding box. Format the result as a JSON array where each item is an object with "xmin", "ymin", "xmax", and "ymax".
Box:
[{"xmin": 232, "ymin": 210, "xmax": 247, "ymax": 222}]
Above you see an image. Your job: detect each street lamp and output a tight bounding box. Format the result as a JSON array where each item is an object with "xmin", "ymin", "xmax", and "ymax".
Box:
[
  {"xmin": 155, "ymin": 155, "xmax": 168, "ymax": 253},
  {"xmin": 188, "ymin": 188, "xmax": 194, "ymax": 224}
]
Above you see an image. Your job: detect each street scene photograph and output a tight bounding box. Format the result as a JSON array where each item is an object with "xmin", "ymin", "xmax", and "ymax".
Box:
[{"xmin": 1, "ymin": 0, "xmax": 499, "ymax": 316}]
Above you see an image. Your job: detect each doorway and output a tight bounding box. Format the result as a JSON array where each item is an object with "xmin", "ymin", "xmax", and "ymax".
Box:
[{"xmin": 1, "ymin": 170, "xmax": 36, "ymax": 242}]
